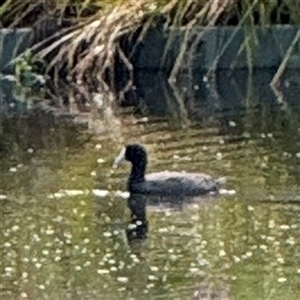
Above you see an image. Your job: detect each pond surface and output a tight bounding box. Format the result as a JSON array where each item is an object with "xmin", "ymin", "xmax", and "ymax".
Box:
[{"xmin": 1, "ymin": 99, "xmax": 300, "ymax": 300}]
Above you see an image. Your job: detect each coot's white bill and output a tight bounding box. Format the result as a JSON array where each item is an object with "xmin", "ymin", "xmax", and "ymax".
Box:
[{"xmin": 113, "ymin": 147, "xmax": 126, "ymax": 168}]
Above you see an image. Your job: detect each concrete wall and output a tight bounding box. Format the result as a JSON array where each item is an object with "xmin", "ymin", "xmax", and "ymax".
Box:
[
  {"xmin": 132, "ymin": 25, "xmax": 300, "ymax": 71},
  {"xmin": 0, "ymin": 28, "xmax": 32, "ymax": 73},
  {"xmin": 1, "ymin": 25, "xmax": 299, "ymax": 115},
  {"xmin": 1, "ymin": 25, "xmax": 299, "ymax": 74}
]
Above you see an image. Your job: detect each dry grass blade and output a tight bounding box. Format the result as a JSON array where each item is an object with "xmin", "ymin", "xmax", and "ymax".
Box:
[
  {"xmin": 9, "ymin": 2, "xmax": 41, "ymax": 28},
  {"xmin": 270, "ymin": 28, "xmax": 300, "ymax": 103}
]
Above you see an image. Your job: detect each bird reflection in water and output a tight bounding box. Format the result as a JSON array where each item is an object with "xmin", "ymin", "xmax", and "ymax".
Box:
[{"xmin": 126, "ymin": 193, "xmax": 149, "ymax": 245}]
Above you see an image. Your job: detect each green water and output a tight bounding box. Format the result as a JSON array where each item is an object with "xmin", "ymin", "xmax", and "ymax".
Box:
[{"xmin": 1, "ymin": 105, "xmax": 300, "ymax": 300}]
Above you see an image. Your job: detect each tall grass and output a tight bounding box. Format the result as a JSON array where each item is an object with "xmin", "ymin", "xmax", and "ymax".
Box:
[{"xmin": 1, "ymin": 0, "xmax": 300, "ymax": 112}]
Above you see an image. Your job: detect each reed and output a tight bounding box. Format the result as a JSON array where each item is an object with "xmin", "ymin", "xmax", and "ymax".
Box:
[{"xmin": 1, "ymin": 0, "xmax": 300, "ymax": 108}]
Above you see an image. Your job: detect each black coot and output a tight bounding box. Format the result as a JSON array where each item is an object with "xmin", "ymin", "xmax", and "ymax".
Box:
[{"xmin": 113, "ymin": 143, "xmax": 225, "ymax": 196}]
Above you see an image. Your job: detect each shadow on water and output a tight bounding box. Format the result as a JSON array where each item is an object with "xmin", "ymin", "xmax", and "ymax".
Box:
[{"xmin": 1, "ymin": 69, "xmax": 300, "ymax": 299}]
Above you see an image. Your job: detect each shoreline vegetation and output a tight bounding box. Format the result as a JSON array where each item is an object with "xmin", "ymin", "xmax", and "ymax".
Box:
[{"xmin": 1, "ymin": 0, "xmax": 300, "ymax": 118}]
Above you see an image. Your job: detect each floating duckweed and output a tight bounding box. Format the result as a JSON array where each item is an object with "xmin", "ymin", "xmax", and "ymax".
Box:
[
  {"xmin": 42, "ymin": 250, "xmax": 49, "ymax": 256},
  {"xmin": 233, "ymin": 256, "xmax": 241, "ymax": 263},
  {"xmin": 216, "ymin": 152, "xmax": 222, "ymax": 160},
  {"xmin": 279, "ymin": 225, "xmax": 290, "ymax": 230},
  {"xmin": 277, "ymin": 277, "xmax": 287, "ymax": 283},
  {"xmin": 108, "ymin": 259, "xmax": 116, "ymax": 265},
  {"xmin": 11, "ymin": 225, "xmax": 20, "ymax": 231},
  {"xmin": 103, "ymin": 232, "xmax": 112, "ymax": 238},
  {"xmin": 169, "ymin": 254, "xmax": 178, "ymax": 261},
  {"xmin": 259, "ymin": 245, "xmax": 268, "ymax": 251},
  {"xmin": 132, "ymin": 256, "xmax": 140, "ymax": 263},
  {"xmin": 189, "ymin": 267, "xmax": 199, "ymax": 273},
  {"xmin": 45, "ymin": 229, "xmax": 54, "ymax": 235},
  {"xmin": 52, "ymin": 216, "xmax": 63, "ymax": 223},
  {"xmin": 277, "ymin": 257, "xmax": 285, "ymax": 264},
  {"xmin": 5, "ymin": 267, "xmax": 13, "ymax": 273},
  {"xmin": 146, "ymin": 283, "xmax": 155, "ymax": 289},
  {"xmin": 97, "ymin": 158, "xmax": 105, "ymax": 164},
  {"xmin": 245, "ymin": 251, "xmax": 252, "ymax": 258},
  {"xmin": 64, "ymin": 232, "xmax": 72, "ymax": 239},
  {"xmin": 35, "ymin": 263, "xmax": 42, "ymax": 269},
  {"xmin": 117, "ymin": 277, "xmax": 129, "ymax": 283},
  {"xmin": 164, "ymin": 211, "xmax": 172, "ymax": 217},
  {"xmin": 286, "ymin": 237, "xmax": 295, "ymax": 245},
  {"xmin": 97, "ymin": 269, "xmax": 109, "ymax": 275},
  {"xmin": 247, "ymin": 205, "xmax": 254, "ymax": 211},
  {"xmin": 158, "ymin": 228, "xmax": 168, "ymax": 233},
  {"xmin": 84, "ymin": 261, "xmax": 91, "ymax": 267},
  {"xmin": 268, "ymin": 220, "xmax": 276, "ymax": 229},
  {"xmin": 116, "ymin": 261, "xmax": 124, "ymax": 271}
]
